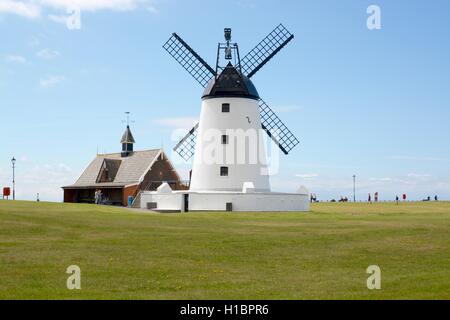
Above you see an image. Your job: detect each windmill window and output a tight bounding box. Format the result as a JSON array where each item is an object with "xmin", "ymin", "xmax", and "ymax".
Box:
[
  {"xmin": 221, "ymin": 135, "xmax": 228, "ymax": 144},
  {"xmin": 220, "ymin": 166, "xmax": 228, "ymax": 177},
  {"xmin": 222, "ymin": 103, "xmax": 230, "ymax": 113}
]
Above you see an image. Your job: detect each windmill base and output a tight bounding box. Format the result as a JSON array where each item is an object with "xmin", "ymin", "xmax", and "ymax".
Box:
[{"xmin": 140, "ymin": 190, "xmax": 310, "ymax": 212}]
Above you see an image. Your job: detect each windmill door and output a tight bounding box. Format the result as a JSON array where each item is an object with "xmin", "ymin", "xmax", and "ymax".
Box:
[{"xmin": 184, "ymin": 194, "xmax": 189, "ymax": 212}]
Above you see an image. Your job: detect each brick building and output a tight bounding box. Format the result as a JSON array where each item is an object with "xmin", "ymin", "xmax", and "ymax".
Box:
[{"xmin": 62, "ymin": 125, "xmax": 185, "ymax": 206}]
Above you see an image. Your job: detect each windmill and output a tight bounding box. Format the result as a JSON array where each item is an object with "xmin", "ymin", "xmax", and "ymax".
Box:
[{"xmin": 162, "ymin": 24, "xmax": 302, "ymax": 194}]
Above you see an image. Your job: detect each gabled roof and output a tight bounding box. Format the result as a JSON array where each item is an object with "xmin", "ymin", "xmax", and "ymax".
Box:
[
  {"xmin": 63, "ymin": 149, "xmax": 162, "ymax": 188},
  {"xmin": 121, "ymin": 125, "xmax": 135, "ymax": 144},
  {"xmin": 96, "ymin": 158, "xmax": 122, "ymax": 183}
]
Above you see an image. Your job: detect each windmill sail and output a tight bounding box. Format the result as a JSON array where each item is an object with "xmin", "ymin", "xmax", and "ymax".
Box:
[
  {"xmin": 173, "ymin": 123, "xmax": 199, "ymax": 161},
  {"xmin": 240, "ymin": 24, "xmax": 294, "ymax": 78},
  {"xmin": 163, "ymin": 33, "xmax": 216, "ymax": 87},
  {"xmin": 258, "ymin": 99, "xmax": 299, "ymax": 155}
]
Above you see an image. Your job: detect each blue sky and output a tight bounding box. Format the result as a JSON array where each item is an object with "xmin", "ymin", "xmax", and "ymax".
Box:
[{"xmin": 1, "ymin": 0, "xmax": 449, "ymax": 202}]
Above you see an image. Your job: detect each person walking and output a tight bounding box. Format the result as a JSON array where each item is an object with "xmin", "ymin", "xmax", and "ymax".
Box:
[
  {"xmin": 98, "ymin": 189, "xmax": 103, "ymax": 205},
  {"xmin": 368, "ymin": 193, "xmax": 372, "ymax": 204},
  {"xmin": 396, "ymin": 195, "xmax": 399, "ymax": 205}
]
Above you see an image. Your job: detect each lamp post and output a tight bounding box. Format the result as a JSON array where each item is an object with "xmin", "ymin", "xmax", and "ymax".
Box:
[
  {"xmin": 352, "ymin": 174, "xmax": 356, "ymax": 202},
  {"xmin": 11, "ymin": 157, "xmax": 16, "ymax": 200}
]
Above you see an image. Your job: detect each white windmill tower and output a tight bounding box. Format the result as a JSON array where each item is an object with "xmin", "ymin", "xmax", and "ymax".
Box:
[{"xmin": 140, "ymin": 25, "xmax": 309, "ymax": 212}]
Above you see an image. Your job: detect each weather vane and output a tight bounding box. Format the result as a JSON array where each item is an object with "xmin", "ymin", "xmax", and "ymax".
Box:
[{"xmin": 122, "ymin": 111, "xmax": 135, "ymax": 126}]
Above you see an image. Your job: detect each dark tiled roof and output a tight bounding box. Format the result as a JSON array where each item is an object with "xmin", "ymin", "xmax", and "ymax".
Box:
[{"xmin": 63, "ymin": 149, "xmax": 161, "ymax": 188}]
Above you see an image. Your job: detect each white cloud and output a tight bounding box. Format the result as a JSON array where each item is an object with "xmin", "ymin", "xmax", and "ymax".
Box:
[
  {"xmin": 0, "ymin": 0, "xmax": 41, "ymax": 18},
  {"xmin": 47, "ymin": 13, "xmax": 66, "ymax": 24},
  {"xmin": 145, "ymin": 4, "xmax": 159, "ymax": 14},
  {"xmin": 40, "ymin": 0, "xmax": 140, "ymax": 11},
  {"xmin": 387, "ymin": 155, "xmax": 447, "ymax": 162},
  {"xmin": 276, "ymin": 172, "xmax": 450, "ymax": 201},
  {"xmin": 407, "ymin": 173, "xmax": 431, "ymax": 178},
  {"xmin": 295, "ymin": 173, "xmax": 319, "ymax": 179},
  {"xmin": 5, "ymin": 54, "xmax": 27, "ymax": 63},
  {"xmin": 0, "ymin": 161, "xmax": 77, "ymax": 202},
  {"xmin": 154, "ymin": 117, "xmax": 198, "ymax": 130},
  {"xmin": 0, "ymin": 0, "xmax": 159, "ymax": 20},
  {"xmin": 40, "ymin": 74, "xmax": 65, "ymax": 87},
  {"xmin": 36, "ymin": 48, "xmax": 60, "ymax": 59},
  {"xmin": 369, "ymin": 177, "xmax": 395, "ymax": 182}
]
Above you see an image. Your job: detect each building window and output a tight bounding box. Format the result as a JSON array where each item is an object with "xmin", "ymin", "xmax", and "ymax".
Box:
[
  {"xmin": 220, "ymin": 166, "xmax": 228, "ymax": 176},
  {"xmin": 221, "ymin": 135, "xmax": 228, "ymax": 144},
  {"xmin": 222, "ymin": 103, "xmax": 230, "ymax": 113}
]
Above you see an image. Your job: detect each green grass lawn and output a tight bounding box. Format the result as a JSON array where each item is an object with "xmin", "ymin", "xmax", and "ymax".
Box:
[{"xmin": 0, "ymin": 200, "xmax": 449, "ymax": 299}]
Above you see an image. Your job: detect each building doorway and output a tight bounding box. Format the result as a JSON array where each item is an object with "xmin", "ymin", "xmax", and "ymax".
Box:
[{"xmin": 184, "ymin": 194, "xmax": 189, "ymax": 212}]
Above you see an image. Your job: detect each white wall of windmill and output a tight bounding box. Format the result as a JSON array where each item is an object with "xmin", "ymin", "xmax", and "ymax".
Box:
[
  {"xmin": 188, "ymin": 192, "xmax": 310, "ymax": 212},
  {"xmin": 140, "ymin": 190, "xmax": 310, "ymax": 212},
  {"xmin": 189, "ymin": 97, "xmax": 271, "ymax": 192}
]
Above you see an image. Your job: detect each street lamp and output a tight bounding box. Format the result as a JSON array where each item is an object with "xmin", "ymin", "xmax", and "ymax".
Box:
[
  {"xmin": 11, "ymin": 157, "xmax": 16, "ymax": 200},
  {"xmin": 352, "ymin": 174, "xmax": 356, "ymax": 202}
]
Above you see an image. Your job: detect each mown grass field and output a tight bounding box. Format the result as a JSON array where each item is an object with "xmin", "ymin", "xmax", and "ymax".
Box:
[{"xmin": 0, "ymin": 200, "xmax": 449, "ymax": 299}]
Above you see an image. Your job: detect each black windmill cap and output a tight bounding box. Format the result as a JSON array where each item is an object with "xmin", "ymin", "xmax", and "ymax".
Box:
[{"xmin": 202, "ymin": 62, "xmax": 259, "ymax": 100}]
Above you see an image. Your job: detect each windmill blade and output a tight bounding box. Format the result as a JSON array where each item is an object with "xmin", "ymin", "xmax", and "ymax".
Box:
[
  {"xmin": 163, "ymin": 33, "xmax": 216, "ymax": 88},
  {"xmin": 259, "ymin": 99, "xmax": 299, "ymax": 155},
  {"xmin": 173, "ymin": 123, "xmax": 199, "ymax": 161},
  {"xmin": 240, "ymin": 24, "xmax": 294, "ymax": 78}
]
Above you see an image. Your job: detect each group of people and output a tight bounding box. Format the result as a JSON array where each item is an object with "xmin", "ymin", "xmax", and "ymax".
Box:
[
  {"xmin": 329, "ymin": 197, "xmax": 349, "ymax": 202},
  {"xmin": 94, "ymin": 189, "xmax": 103, "ymax": 205},
  {"xmin": 316, "ymin": 193, "xmax": 440, "ymax": 203},
  {"xmin": 367, "ymin": 192, "xmax": 379, "ymax": 203},
  {"xmin": 422, "ymin": 195, "xmax": 439, "ymax": 202},
  {"xmin": 394, "ymin": 194, "xmax": 439, "ymax": 204}
]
